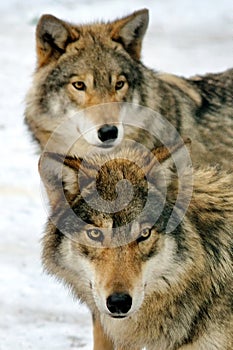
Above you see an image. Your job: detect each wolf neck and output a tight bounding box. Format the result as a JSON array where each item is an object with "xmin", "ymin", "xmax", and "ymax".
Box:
[{"xmin": 140, "ymin": 68, "xmax": 201, "ymax": 124}]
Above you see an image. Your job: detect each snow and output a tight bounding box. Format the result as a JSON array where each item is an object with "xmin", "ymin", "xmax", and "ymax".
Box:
[{"xmin": 0, "ymin": 0, "xmax": 232, "ymax": 349}]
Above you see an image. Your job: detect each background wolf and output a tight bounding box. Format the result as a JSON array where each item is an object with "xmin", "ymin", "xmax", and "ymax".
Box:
[
  {"xmin": 40, "ymin": 143, "xmax": 233, "ymax": 350},
  {"xmin": 25, "ymin": 9, "xmax": 233, "ymax": 167}
]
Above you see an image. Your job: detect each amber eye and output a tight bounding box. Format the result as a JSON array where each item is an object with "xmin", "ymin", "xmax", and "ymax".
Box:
[
  {"xmin": 72, "ymin": 81, "xmax": 86, "ymax": 91},
  {"xmin": 115, "ymin": 80, "xmax": 125, "ymax": 90},
  {"xmin": 137, "ymin": 228, "xmax": 151, "ymax": 243},
  {"xmin": 87, "ymin": 229, "xmax": 104, "ymax": 242}
]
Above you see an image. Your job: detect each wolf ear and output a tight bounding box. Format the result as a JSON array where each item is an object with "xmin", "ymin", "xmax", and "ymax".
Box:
[
  {"xmin": 111, "ymin": 9, "xmax": 149, "ymax": 60},
  {"xmin": 144, "ymin": 138, "xmax": 192, "ymax": 174},
  {"xmin": 38, "ymin": 152, "xmax": 85, "ymax": 209},
  {"xmin": 36, "ymin": 14, "xmax": 78, "ymax": 66}
]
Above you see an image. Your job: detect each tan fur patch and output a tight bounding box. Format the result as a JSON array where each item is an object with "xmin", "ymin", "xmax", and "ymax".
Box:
[{"xmin": 158, "ymin": 73, "xmax": 202, "ymax": 107}]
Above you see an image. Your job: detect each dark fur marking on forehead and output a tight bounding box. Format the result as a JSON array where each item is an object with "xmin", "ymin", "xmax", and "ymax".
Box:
[{"xmin": 68, "ymin": 41, "xmax": 143, "ymax": 80}]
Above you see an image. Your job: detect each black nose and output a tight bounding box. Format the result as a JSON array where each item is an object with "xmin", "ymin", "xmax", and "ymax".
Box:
[
  {"xmin": 98, "ymin": 124, "xmax": 118, "ymax": 142},
  {"xmin": 106, "ymin": 293, "xmax": 132, "ymax": 315}
]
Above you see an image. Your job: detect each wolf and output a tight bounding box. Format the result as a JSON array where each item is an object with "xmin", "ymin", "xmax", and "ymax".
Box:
[
  {"xmin": 25, "ymin": 9, "xmax": 233, "ymax": 167},
  {"xmin": 39, "ymin": 142, "xmax": 233, "ymax": 350}
]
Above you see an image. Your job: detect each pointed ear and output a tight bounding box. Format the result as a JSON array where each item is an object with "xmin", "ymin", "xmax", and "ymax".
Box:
[
  {"xmin": 111, "ymin": 9, "xmax": 149, "ymax": 60},
  {"xmin": 36, "ymin": 14, "xmax": 79, "ymax": 67},
  {"xmin": 38, "ymin": 152, "xmax": 84, "ymax": 209},
  {"xmin": 144, "ymin": 138, "xmax": 192, "ymax": 174}
]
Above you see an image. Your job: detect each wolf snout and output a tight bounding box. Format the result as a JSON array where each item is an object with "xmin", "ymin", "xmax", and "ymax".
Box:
[
  {"xmin": 106, "ymin": 292, "xmax": 132, "ymax": 317},
  {"xmin": 98, "ymin": 124, "xmax": 118, "ymax": 143}
]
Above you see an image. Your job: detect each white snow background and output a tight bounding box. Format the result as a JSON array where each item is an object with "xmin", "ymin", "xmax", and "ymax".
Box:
[{"xmin": 0, "ymin": 1, "xmax": 232, "ymax": 349}]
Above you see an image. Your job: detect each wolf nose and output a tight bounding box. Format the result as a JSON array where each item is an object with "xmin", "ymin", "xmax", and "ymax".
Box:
[
  {"xmin": 98, "ymin": 124, "xmax": 118, "ymax": 142},
  {"xmin": 106, "ymin": 293, "xmax": 132, "ymax": 315}
]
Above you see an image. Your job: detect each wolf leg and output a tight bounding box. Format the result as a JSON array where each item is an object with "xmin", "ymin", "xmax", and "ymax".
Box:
[{"xmin": 93, "ymin": 316, "xmax": 114, "ymax": 350}]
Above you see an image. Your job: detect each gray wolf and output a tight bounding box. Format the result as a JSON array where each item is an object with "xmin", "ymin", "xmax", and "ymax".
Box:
[
  {"xmin": 25, "ymin": 9, "xmax": 233, "ymax": 167},
  {"xmin": 39, "ymin": 142, "xmax": 233, "ymax": 349}
]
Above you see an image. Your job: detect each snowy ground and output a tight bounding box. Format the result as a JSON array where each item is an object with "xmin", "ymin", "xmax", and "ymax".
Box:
[{"xmin": 0, "ymin": 0, "xmax": 232, "ymax": 349}]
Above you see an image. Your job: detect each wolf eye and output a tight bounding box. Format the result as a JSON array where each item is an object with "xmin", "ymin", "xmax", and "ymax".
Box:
[
  {"xmin": 87, "ymin": 229, "xmax": 104, "ymax": 242},
  {"xmin": 137, "ymin": 228, "xmax": 151, "ymax": 243},
  {"xmin": 115, "ymin": 80, "xmax": 125, "ymax": 90},
  {"xmin": 72, "ymin": 81, "xmax": 86, "ymax": 91}
]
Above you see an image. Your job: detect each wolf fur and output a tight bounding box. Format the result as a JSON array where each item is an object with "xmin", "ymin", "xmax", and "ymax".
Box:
[
  {"xmin": 40, "ymin": 143, "xmax": 233, "ymax": 350},
  {"xmin": 25, "ymin": 9, "xmax": 233, "ymax": 167}
]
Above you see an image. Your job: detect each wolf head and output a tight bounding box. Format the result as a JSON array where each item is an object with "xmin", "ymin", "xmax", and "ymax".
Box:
[
  {"xmin": 25, "ymin": 10, "xmax": 150, "ymax": 152},
  {"xmin": 40, "ymin": 139, "xmax": 195, "ymax": 320}
]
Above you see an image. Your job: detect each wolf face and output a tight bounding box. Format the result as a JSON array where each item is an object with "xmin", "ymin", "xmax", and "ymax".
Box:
[
  {"xmin": 41, "ymin": 143, "xmax": 189, "ymax": 319},
  {"xmin": 25, "ymin": 10, "xmax": 149, "ymax": 153}
]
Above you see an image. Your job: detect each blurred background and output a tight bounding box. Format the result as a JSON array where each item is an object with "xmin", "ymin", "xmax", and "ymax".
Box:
[{"xmin": 0, "ymin": 1, "xmax": 232, "ymax": 349}]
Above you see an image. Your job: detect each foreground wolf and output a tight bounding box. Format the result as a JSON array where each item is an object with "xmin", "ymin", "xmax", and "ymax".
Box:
[
  {"xmin": 25, "ymin": 9, "xmax": 233, "ymax": 167},
  {"xmin": 40, "ymin": 143, "xmax": 233, "ymax": 350}
]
